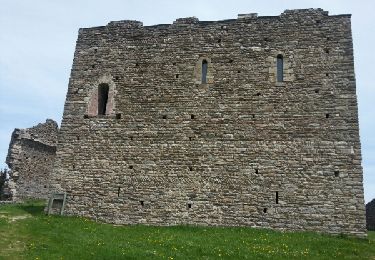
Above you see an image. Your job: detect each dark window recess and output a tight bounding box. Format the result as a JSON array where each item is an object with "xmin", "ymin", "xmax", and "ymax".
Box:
[
  {"xmin": 92, "ymin": 65, "xmax": 95, "ymax": 69},
  {"xmin": 191, "ymin": 114, "xmax": 195, "ymax": 119},
  {"xmin": 140, "ymin": 201, "xmax": 144, "ymax": 206},
  {"xmin": 229, "ymin": 59, "xmax": 233, "ymax": 63},
  {"xmin": 130, "ymin": 136, "xmax": 133, "ymax": 141},
  {"xmin": 84, "ymin": 114, "xmax": 89, "ymax": 119},
  {"xmin": 188, "ymin": 203, "xmax": 192, "ymax": 209},
  {"xmin": 94, "ymin": 48, "xmax": 98, "ymax": 53},
  {"xmin": 217, "ymin": 39, "xmax": 221, "ymax": 43},
  {"xmin": 325, "ymin": 48, "xmax": 330, "ymax": 54},
  {"xmin": 264, "ymin": 37, "xmax": 269, "ymax": 42},
  {"xmin": 276, "ymin": 191, "xmax": 279, "ymax": 204},
  {"xmin": 255, "ymin": 168, "xmax": 259, "ymax": 174},
  {"xmin": 237, "ymin": 70, "xmax": 241, "ymax": 73},
  {"xmin": 117, "ymin": 187, "xmax": 121, "ymax": 197},
  {"xmin": 334, "ymin": 170, "xmax": 340, "ymax": 177},
  {"xmin": 129, "ymin": 165, "xmax": 133, "ymax": 169},
  {"xmin": 44, "ymin": 185, "xmax": 47, "ymax": 188},
  {"xmin": 326, "ymin": 73, "xmax": 329, "ymax": 77},
  {"xmin": 315, "ymin": 89, "xmax": 319, "ymax": 94},
  {"xmin": 72, "ymin": 164, "xmax": 75, "ymax": 170},
  {"xmin": 252, "ymin": 114, "xmax": 255, "ymax": 119},
  {"xmin": 115, "ymin": 76, "xmax": 119, "ymax": 80},
  {"xmin": 263, "ymin": 208, "xmax": 267, "ymax": 213},
  {"xmin": 202, "ymin": 60, "xmax": 208, "ymax": 84},
  {"xmin": 316, "ymin": 20, "xmax": 321, "ymax": 24},
  {"xmin": 172, "ymin": 62, "xmax": 176, "ymax": 66},
  {"xmin": 135, "ymin": 63, "xmax": 139, "ymax": 67},
  {"xmin": 326, "ymin": 113, "xmax": 330, "ymax": 118},
  {"xmin": 189, "ymin": 137, "xmax": 192, "ymax": 141},
  {"xmin": 276, "ymin": 54, "xmax": 284, "ymax": 82},
  {"xmin": 189, "ymin": 166, "xmax": 193, "ymax": 171},
  {"xmin": 175, "ymin": 74, "xmax": 179, "ymax": 79},
  {"xmin": 98, "ymin": 84, "xmax": 109, "ymax": 115},
  {"xmin": 76, "ymin": 136, "xmax": 80, "ymax": 140},
  {"xmin": 162, "ymin": 115, "xmax": 167, "ymax": 119},
  {"xmin": 256, "ymin": 92, "xmax": 261, "ymax": 96},
  {"xmin": 116, "ymin": 113, "xmax": 121, "ymax": 119}
]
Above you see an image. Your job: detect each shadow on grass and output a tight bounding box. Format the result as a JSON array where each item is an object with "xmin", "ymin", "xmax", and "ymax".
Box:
[{"xmin": 18, "ymin": 200, "xmax": 46, "ymax": 216}]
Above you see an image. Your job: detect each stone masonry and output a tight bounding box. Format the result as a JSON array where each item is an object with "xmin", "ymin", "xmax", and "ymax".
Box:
[
  {"xmin": 366, "ymin": 199, "xmax": 375, "ymax": 231},
  {"xmin": 51, "ymin": 9, "xmax": 367, "ymax": 237},
  {"xmin": 6, "ymin": 119, "xmax": 58, "ymax": 200}
]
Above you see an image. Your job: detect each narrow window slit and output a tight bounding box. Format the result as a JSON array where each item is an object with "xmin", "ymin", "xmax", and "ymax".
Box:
[
  {"xmin": 189, "ymin": 166, "xmax": 193, "ymax": 171},
  {"xmin": 201, "ymin": 60, "xmax": 208, "ymax": 84},
  {"xmin": 162, "ymin": 115, "xmax": 167, "ymax": 119},
  {"xmin": 276, "ymin": 191, "xmax": 279, "ymax": 204},
  {"xmin": 255, "ymin": 168, "xmax": 259, "ymax": 174},
  {"xmin": 263, "ymin": 208, "xmax": 267, "ymax": 213},
  {"xmin": 129, "ymin": 165, "xmax": 133, "ymax": 169},
  {"xmin": 326, "ymin": 113, "xmax": 330, "ymax": 118},
  {"xmin": 276, "ymin": 54, "xmax": 284, "ymax": 82},
  {"xmin": 140, "ymin": 201, "xmax": 144, "ymax": 206},
  {"xmin": 191, "ymin": 114, "xmax": 195, "ymax": 119},
  {"xmin": 188, "ymin": 203, "xmax": 192, "ymax": 209},
  {"xmin": 116, "ymin": 113, "xmax": 122, "ymax": 119},
  {"xmin": 175, "ymin": 74, "xmax": 179, "ymax": 79},
  {"xmin": 334, "ymin": 170, "xmax": 339, "ymax": 177},
  {"xmin": 117, "ymin": 187, "xmax": 121, "ymax": 197},
  {"xmin": 98, "ymin": 84, "xmax": 109, "ymax": 115}
]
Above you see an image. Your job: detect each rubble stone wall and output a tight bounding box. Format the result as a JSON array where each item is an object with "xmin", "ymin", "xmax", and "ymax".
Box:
[
  {"xmin": 6, "ymin": 119, "xmax": 58, "ymax": 200},
  {"xmin": 51, "ymin": 9, "xmax": 366, "ymax": 237}
]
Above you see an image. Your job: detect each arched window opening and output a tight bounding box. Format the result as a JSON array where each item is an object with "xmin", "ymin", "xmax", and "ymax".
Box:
[
  {"xmin": 201, "ymin": 59, "xmax": 208, "ymax": 84},
  {"xmin": 276, "ymin": 54, "xmax": 284, "ymax": 82},
  {"xmin": 98, "ymin": 84, "xmax": 109, "ymax": 115}
]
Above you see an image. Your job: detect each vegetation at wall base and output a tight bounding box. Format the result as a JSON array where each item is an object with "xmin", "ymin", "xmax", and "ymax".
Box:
[{"xmin": 0, "ymin": 200, "xmax": 374, "ymax": 259}]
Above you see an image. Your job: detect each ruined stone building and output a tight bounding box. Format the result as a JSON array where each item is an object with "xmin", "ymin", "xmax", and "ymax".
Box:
[
  {"xmin": 366, "ymin": 199, "xmax": 375, "ymax": 231},
  {"xmin": 5, "ymin": 119, "xmax": 58, "ymax": 200},
  {"xmin": 50, "ymin": 8, "xmax": 366, "ymax": 237}
]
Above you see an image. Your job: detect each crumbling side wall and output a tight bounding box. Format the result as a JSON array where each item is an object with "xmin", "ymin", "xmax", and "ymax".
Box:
[
  {"xmin": 5, "ymin": 119, "xmax": 58, "ymax": 200},
  {"xmin": 367, "ymin": 199, "xmax": 375, "ymax": 231}
]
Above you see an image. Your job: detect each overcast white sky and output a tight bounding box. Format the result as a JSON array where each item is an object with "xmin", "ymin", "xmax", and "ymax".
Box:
[{"xmin": 0, "ymin": 0, "xmax": 374, "ymax": 203}]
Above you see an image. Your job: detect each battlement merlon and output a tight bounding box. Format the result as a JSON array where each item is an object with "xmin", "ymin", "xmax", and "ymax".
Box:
[{"xmin": 77, "ymin": 8, "xmax": 351, "ymax": 33}]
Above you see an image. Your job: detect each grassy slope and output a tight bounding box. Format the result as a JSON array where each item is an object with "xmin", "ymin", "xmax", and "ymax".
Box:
[{"xmin": 0, "ymin": 201, "xmax": 374, "ymax": 260}]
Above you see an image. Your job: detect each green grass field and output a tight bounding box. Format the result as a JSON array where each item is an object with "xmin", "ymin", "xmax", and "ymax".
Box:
[{"xmin": 0, "ymin": 201, "xmax": 374, "ymax": 259}]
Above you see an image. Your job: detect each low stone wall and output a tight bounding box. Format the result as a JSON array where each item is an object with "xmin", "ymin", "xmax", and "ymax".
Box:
[{"xmin": 5, "ymin": 119, "xmax": 58, "ymax": 200}]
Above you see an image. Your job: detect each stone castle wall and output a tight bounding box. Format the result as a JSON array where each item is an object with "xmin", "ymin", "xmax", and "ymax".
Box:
[
  {"xmin": 6, "ymin": 119, "xmax": 58, "ymax": 200},
  {"xmin": 51, "ymin": 9, "xmax": 366, "ymax": 237},
  {"xmin": 367, "ymin": 199, "xmax": 375, "ymax": 231}
]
